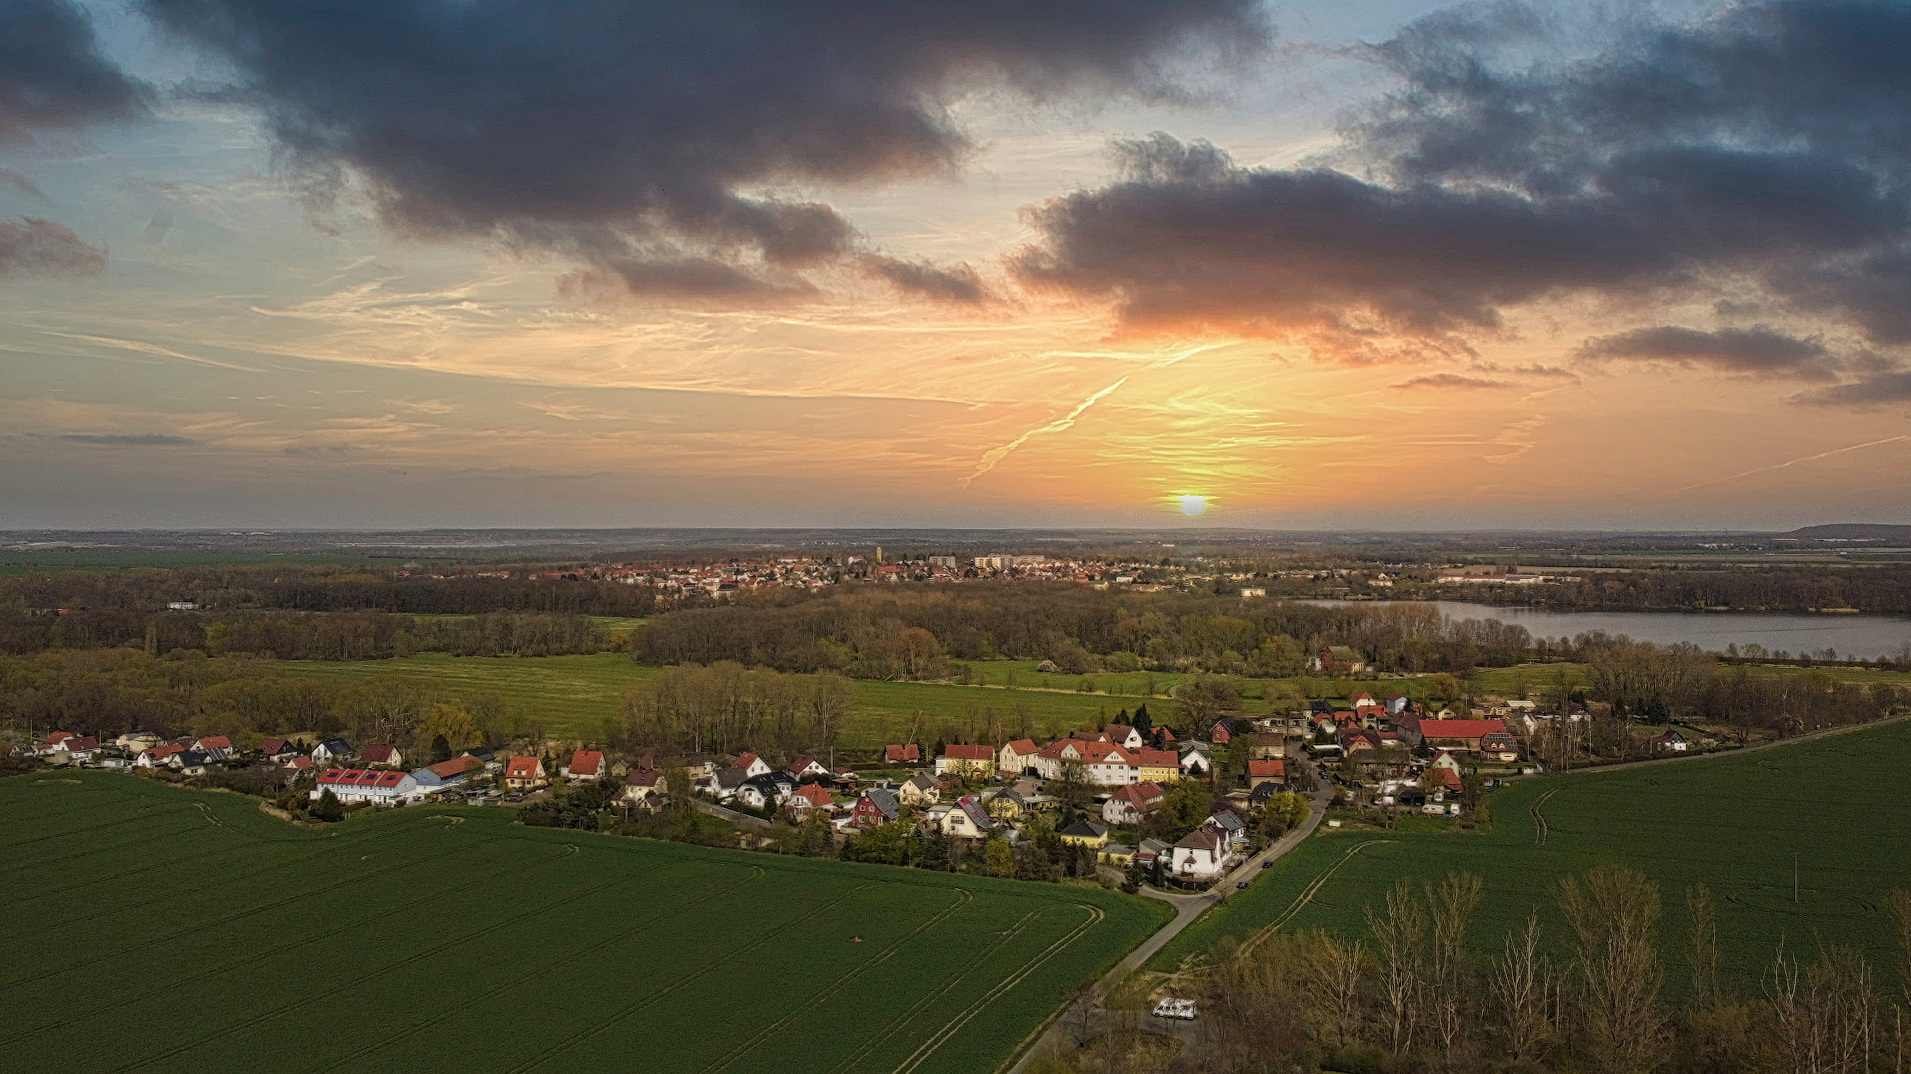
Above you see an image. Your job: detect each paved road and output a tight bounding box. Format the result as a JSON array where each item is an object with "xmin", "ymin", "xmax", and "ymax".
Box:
[{"xmin": 1004, "ymin": 773, "xmax": 1334, "ymax": 1074}]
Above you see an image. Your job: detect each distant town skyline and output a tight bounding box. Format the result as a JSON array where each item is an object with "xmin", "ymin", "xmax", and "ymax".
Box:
[{"xmin": 3, "ymin": 0, "xmax": 1909, "ymax": 530}]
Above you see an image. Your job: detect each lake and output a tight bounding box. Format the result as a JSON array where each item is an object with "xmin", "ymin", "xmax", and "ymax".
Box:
[{"xmin": 1302, "ymin": 599, "xmax": 1911, "ymax": 661}]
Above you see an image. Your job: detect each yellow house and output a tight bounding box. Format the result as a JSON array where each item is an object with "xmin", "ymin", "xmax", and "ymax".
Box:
[
  {"xmin": 982, "ymin": 788, "xmax": 1026, "ymax": 821},
  {"xmin": 1058, "ymin": 819, "xmax": 1109, "ymax": 848},
  {"xmin": 1135, "ymin": 748, "xmax": 1181, "ymax": 784},
  {"xmin": 1098, "ymin": 843, "xmax": 1136, "ymax": 866}
]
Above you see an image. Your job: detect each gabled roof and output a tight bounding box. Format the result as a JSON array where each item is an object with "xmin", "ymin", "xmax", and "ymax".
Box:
[
  {"xmin": 1208, "ymin": 808, "xmax": 1245, "ymax": 832},
  {"xmin": 360, "ymin": 744, "xmax": 399, "ymax": 764},
  {"xmin": 955, "ymin": 796, "xmax": 992, "ymax": 831},
  {"xmin": 883, "ymin": 744, "xmax": 919, "ymax": 762},
  {"xmin": 568, "ymin": 749, "xmax": 603, "ymax": 776},
  {"xmin": 905, "ymin": 773, "xmax": 936, "ymax": 791},
  {"xmin": 1133, "ymin": 748, "xmax": 1179, "ymax": 768},
  {"xmin": 714, "ymin": 767, "xmax": 750, "ymax": 790},
  {"xmin": 731, "ymin": 751, "xmax": 760, "ymax": 769},
  {"xmin": 942, "ymin": 744, "xmax": 994, "ymax": 761},
  {"xmin": 1248, "ymin": 759, "xmax": 1286, "ymax": 778},
  {"xmin": 259, "ymin": 737, "xmax": 293, "ymax": 755},
  {"xmin": 504, "ymin": 756, "xmax": 542, "ymax": 779},
  {"xmin": 1174, "ymin": 827, "xmax": 1222, "ymax": 851},
  {"xmin": 625, "ymin": 766, "xmax": 663, "ymax": 787},
  {"xmin": 195, "ymin": 735, "xmax": 233, "ymax": 750},
  {"xmin": 793, "ymin": 783, "xmax": 833, "ymax": 807},
  {"xmin": 860, "ymin": 788, "xmax": 900, "ymax": 818},
  {"xmin": 425, "ymin": 756, "xmax": 480, "ymax": 779},
  {"xmin": 1103, "ymin": 723, "xmax": 1137, "ymax": 741},
  {"xmin": 1059, "ymin": 819, "xmax": 1108, "ymax": 839},
  {"xmin": 1001, "ymin": 738, "xmax": 1040, "ymax": 756}
]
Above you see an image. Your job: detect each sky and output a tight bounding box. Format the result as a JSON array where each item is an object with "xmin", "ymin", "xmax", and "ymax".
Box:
[{"xmin": 2, "ymin": 0, "xmax": 1909, "ymax": 531}]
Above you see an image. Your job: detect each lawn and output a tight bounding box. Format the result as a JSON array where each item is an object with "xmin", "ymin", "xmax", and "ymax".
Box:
[
  {"xmin": 277, "ymin": 655, "xmax": 1173, "ymax": 750},
  {"xmin": 1150, "ymin": 718, "xmax": 1911, "ymax": 991},
  {"xmin": 0, "ymin": 773, "xmax": 1167, "ymax": 1074}
]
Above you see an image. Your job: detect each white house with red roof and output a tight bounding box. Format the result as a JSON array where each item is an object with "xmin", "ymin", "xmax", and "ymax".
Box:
[
  {"xmin": 1102, "ymin": 781, "xmax": 1167, "ymax": 826},
  {"xmin": 785, "ymin": 755, "xmax": 829, "ymax": 780},
  {"xmin": 996, "ymin": 739, "xmax": 1041, "ymax": 776},
  {"xmin": 564, "ymin": 749, "xmax": 605, "ymax": 782},
  {"xmin": 730, "ymin": 752, "xmax": 771, "ymax": 778},
  {"xmin": 311, "ymin": 768, "xmax": 420, "ymax": 805},
  {"xmin": 193, "ymin": 735, "xmax": 233, "ymax": 753},
  {"xmin": 503, "ymin": 755, "xmax": 547, "ymax": 790},
  {"xmin": 785, "ymin": 781, "xmax": 835, "ymax": 820}
]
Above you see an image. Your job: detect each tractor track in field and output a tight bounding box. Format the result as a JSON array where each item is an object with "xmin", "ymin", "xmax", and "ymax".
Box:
[
  {"xmin": 306, "ymin": 862, "xmax": 770, "ymax": 1072},
  {"xmin": 108, "ymin": 865, "xmax": 644, "ymax": 1074},
  {"xmin": 898, "ymin": 900, "xmax": 1106, "ymax": 1074},
  {"xmin": 1242, "ymin": 839, "xmax": 1396, "ymax": 957},
  {"xmin": 696, "ymin": 888, "xmax": 977, "ymax": 1074},
  {"xmin": 1530, "ymin": 788, "xmax": 1560, "ymax": 847},
  {"xmin": 827, "ymin": 906, "xmax": 1044, "ymax": 1074},
  {"xmin": 502, "ymin": 882, "xmax": 876, "ymax": 1074},
  {"xmin": 0, "ymin": 835, "xmax": 558, "ymax": 1046}
]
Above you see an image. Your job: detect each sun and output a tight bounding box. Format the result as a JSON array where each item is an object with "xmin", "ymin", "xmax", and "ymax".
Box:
[{"xmin": 1175, "ymin": 493, "xmax": 1211, "ymax": 517}]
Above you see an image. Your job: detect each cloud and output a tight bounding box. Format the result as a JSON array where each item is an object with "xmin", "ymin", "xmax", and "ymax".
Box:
[
  {"xmin": 1578, "ymin": 325, "xmax": 1840, "ymax": 380},
  {"xmin": 862, "ymin": 255, "xmax": 990, "ymax": 305},
  {"xmin": 143, "ymin": 0, "xmax": 1267, "ymax": 298},
  {"xmin": 557, "ymin": 257, "xmax": 820, "ymax": 306},
  {"xmin": 1793, "ymin": 370, "xmax": 1911, "ymax": 407},
  {"xmin": 0, "ymin": 217, "xmax": 107, "ymax": 276},
  {"xmin": 1013, "ymin": 1, "xmax": 1911, "ymax": 359},
  {"xmin": 1392, "ymin": 373, "xmax": 1512, "ymax": 390},
  {"xmin": 0, "ymin": 0, "xmax": 146, "ymax": 145},
  {"xmin": 0, "ymin": 169, "xmax": 46, "ymax": 200},
  {"xmin": 60, "ymin": 433, "xmax": 197, "ymax": 445}
]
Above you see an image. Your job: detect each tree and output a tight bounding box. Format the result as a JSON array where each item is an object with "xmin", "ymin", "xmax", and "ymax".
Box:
[
  {"xmin": 1689, "ymin": 882, "xmax": 1721, "ymax": 1009},
  {"xmin": 427, "ymin": 734, "xmax": 452, "ymax": 766},
  {"xmin": 1558, "ymin": 865, "xmax": 1666, "ymax": 1074},
  {"xmin": 1050, "ymin": 759, "xmax": 1092, "ymax": 812},
  {"xmin": 983, "ymin": 836, "xmax": 1014, "ymax": 877},
  {"xmin": 1491, "ymin": 911, "xmax": 1556, "ymax": 1064},
  {"xmin": 1366, "ymin": 881, "xmax": 1426, "ymax": 1053},
  {"xmin": 311, "ymin": 788, "xmax": 344, "ymax": 822}
]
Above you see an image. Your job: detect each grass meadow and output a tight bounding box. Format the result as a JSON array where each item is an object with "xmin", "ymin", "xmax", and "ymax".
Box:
[
  {"xmin": 1150, "ymin": 718, "xmax": 1911, "ymax": 991},
  {"xmin": 0, "ymin": 773, "xmax": 1166, "ymax": 1074}
]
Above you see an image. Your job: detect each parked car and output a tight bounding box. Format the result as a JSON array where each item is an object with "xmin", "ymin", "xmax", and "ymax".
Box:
[
  {"xmin": 1152, "ymin": 998, "xmax": 1197, "ymax": 1021},
  {"xmin": 1236, "ymin": 880, "xmax": 1249, "ymax": 889}
]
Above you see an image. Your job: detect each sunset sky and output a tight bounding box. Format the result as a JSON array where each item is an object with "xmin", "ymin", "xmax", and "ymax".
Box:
[{"xmin": 3, "ymin": 0, "xmax": 1909, "ymax": 530}]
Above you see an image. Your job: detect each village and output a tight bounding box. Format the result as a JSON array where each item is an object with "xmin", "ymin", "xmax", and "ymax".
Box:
[{"xmin": 13, "ymin": 682, "xmax": 1693, "ymax": 894}]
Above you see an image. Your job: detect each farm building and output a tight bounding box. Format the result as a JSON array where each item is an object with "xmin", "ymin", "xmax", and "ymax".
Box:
[
  {"xmin": 1408, "ymin": 719, "xmax": 1510, "ymax": 753},
  {"xmin": 312, "ymin": 768, "xmax": 419, "ymax": 805},
  {"xmin": 412, "ymin": 756, "xmax": 481, "ymax": 793}
]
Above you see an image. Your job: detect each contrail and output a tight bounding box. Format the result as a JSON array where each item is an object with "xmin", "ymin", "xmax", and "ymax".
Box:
[
  {"xmin": 1674, "ymin": 435, "xmax": 1909, "ymax": 493},
  {"xmin": 957, "ymin": 342, "xmax": 1226, "ymax": 488},
  {"xmin": 959, "ymin": 375, "xmax": 1131, "ymax": 488}
]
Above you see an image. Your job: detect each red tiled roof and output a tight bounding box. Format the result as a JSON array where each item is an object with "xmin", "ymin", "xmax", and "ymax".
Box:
[
  {"xmin": 1133, "ymin": 749, "xmax": 1179, "ymax": 769},
  {"xmin": 568, "ymin": 749, "xmax": 603, "ymax": 776},
  {"xmin": 884, "ymin": 744, "xmax": 919, "ymax": 762},
  {"xmin": 426, "ymin": 756, "xmax": 478, "ymax": 778},
  {"xmin": 196, "ymin": 735, "xmax": 233, "ymax": 750},
  {"xmin": 1001, "ymin": 739, "xmax": 1039, "ymax": 756},
  {"xmin": 732, "ymin": 751, "xmax": 760, "ymax": 769},
  {"xmin": 504, "ymin": 756, "xmax": 541, "ymax": 779},
  {"xmin": 943, "ymin": 744, "xmax": 994, "ymax": 761},
  {"xmin": 1248, "ymin": 759, "xmax": 1286, "ymax": 778},
  {"xmin": 794, "ymin": 783, "xmax": 833, "ymax": 807}
]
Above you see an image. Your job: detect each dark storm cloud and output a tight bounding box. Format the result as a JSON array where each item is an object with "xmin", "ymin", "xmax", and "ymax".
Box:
[
  {"xmin": 558, "ymin": 257, "xmax": 821, "ymax": 306},
  {"xmin": 0, "ymin": 217, "xmax": 107, "ymax": 276},
  {"xmin": 0, "ymin": 0, "xmax": 146, "ymax": 145},
  {"xmin": 142, "ymin": 0, "xmax": 1267, "ymax": 298},
  {"xmin": 1578, "ymin": 326, "xmax": 1840, "ymax": 380},
  {"xmin": 1014, "ymin": 1, "xmax": 1911, "ymax": 364},
  {"xmin": 861, "ymin": 255, "xmax": 991, "ymax": 305},
  {"xmin": 60, "ymin": 433, "xmax": 197, "ymax": 445}
]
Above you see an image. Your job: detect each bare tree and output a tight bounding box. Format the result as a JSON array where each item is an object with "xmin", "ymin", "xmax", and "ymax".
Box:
[
  {"xmin": 1558, "ymin": 865, "xmax": 1666, "ymax": 1074},
  {"xmin": 1767, "ymin": 943, "xmax": 1879, "ymax": 1074},
  {"xmin": 1366, "ymin": 881, "xmax": 1427, "ymax": 1054},
  {"xmin": 1428, "ymin": 872, "xmax": 1483, "ymax": 1057},
  {"xmin": 1491, "ymin": 911, "xmax": 1556, "ymax": 1065},
  {"xmin": 1689, "ymin": 882, "xmax": 1721, "ymax": 1009},
  {"xmin": 1301, "ymin": 932, "xmax": 1369, "ymax": 1051}
]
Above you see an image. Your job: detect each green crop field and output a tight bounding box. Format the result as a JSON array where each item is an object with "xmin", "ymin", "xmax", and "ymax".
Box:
[
  {"xmin": 276, "ymin": 654, "xmax": 1173, "ymax": 749},
  {"xmin": 1151, "ymin": 718, "xmax": 1911, "ymax": 989},
  {"xmin": 0, "ymin": 773, "xmax": 1166, "ymax": 1074}
]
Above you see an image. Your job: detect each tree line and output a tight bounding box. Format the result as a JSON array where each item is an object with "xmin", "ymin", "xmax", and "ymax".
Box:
[
  {"xmin": 1043, "ymin": 867, "xmax": 1911, "ymax": 1074},
  {"xmin": 1443, "ymin": 564, "xmax": 1911, "ymax": 616},
  {"xmin": 0, "ymin": 608, "xmax": 612, "ymax": 660}
]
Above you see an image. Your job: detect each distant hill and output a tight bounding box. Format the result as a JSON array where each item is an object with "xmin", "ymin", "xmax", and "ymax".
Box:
[{"xmin": 1784, "ymin": 523, "xmax": 1911, "ymax": 540}]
